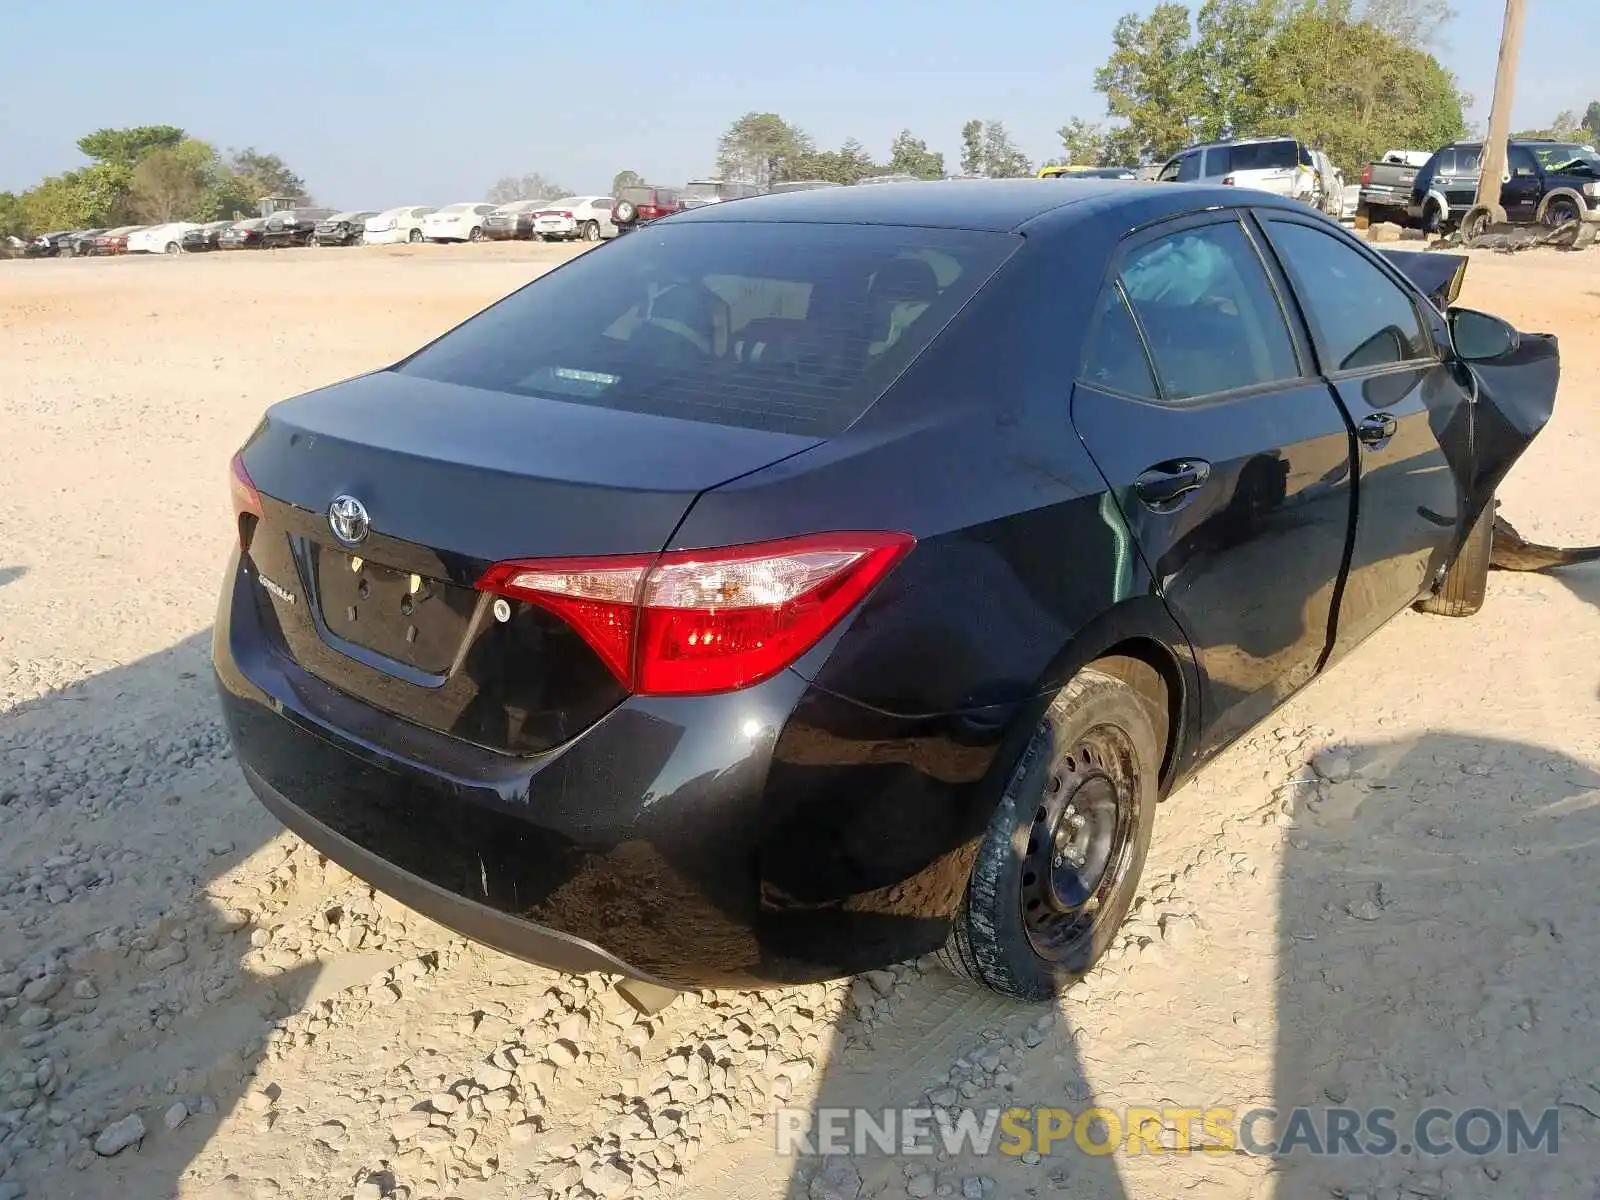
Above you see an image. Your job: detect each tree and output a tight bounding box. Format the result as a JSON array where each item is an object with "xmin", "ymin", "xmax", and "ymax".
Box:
[
  {"xmin": 1512, "ymin": 111, "xmax": 1585, "ymax": 141},
  {"xmin": 782, "ymin": 138, "xmax": 882, "ymax": 185},
  {"xmin": 959, "ymin": 120, "xmax": 984, "ymax": 176},
  {"xmin": 20, "ymin": 163, "xmax": 135, "ymax": 230},
  {"xmin": 487, "ymin": 173, "xmax": 565, "ymax": 203},
  {"xmin": 1190, "ymin": 0, "xmax": 1288, "ymax": 142},
  {"xmin": 1360, "ymin": 0, "xmax": 1457, "ymax": 48},
  {"xmin": 228, "ymin": 149, "xmax": 309, "ymax": 203},
  {"xmin": 77, "ymin": 125, "xmax": 185, "ymax": 167},
  {"xmin": 611, "ymin": 169, "xmax": 644, "ymax": 195},
  {"xmin": 1094, "ymin": 5, "xmax": 1202, "ymax": 163},
  {"xmin": 130, "ymin": 139, "xmax": 217, "ymax": 222},
  {"xmin": 1056, "ymin": 118, "xmax": 1109, "ymax": 166},
  {"xmin": 0, "ymin": 192, "xmax": 27, "ymax": 237},
  {"xmin": 1582, "ymin": 102, "xmax": 1600, "ymax": 142},
  {"xmin": 887, "ymin": 130, "xmax": 946, "ymax": 179},
  {"xmin": 716, "ymin": 113, "xmax": 814, "ymax": 186}
]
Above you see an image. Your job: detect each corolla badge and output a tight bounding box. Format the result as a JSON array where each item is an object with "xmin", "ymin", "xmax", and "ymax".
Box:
[{"xmin": 328, "ymin": 494, "xmax": 371, "ymax": 545}]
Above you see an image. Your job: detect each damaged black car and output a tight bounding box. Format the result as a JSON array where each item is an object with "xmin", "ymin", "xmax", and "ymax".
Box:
[{"xmin": 214, "ymin": 180, "xmax": 1559, "ymax": 1000}]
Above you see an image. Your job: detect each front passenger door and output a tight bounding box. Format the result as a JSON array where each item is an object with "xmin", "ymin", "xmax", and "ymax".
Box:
[
  {"xmin": 1255, "ymin": 213, "xmax": 1471, "ymax": 661},
  {"xmin": 1071, "ymin": 214, "xmax": 1357, "ymax": 750}
]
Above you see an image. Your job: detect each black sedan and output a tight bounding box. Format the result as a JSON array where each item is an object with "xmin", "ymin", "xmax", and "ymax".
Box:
[
  {"xmin": 182, "ymin": 221, "xmax": 238, "ymax": 252},
  {"xmin": 215, "ymin": 180, "xmax": 1557, "ymax": 999},
  {"xmin": 219, "ymin": 219, "xmax": 268, "ymax": 249},
  {"xmin": 312, "ymin": 211, "xmax": 378, "ymax": 246},
  {"xmin": 262, "ymin": 207, "xmax": 335, "ymax": 248}
]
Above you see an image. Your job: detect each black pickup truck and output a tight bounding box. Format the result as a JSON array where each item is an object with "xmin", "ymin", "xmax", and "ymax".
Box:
[{"xmin": 1412, "ymin": 139, "xmax": 1599, "ymax": 230}]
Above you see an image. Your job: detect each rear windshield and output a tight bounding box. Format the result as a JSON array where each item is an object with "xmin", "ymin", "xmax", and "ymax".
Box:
[
  {"xmin": 620, "ymin": 186, "xmax": 655, "ymax": 203},
  {"xmin": 1224, "ymin": 140, "xmax": 1299, "ymax": 171},
  {"xmin": 395, "ymin": 222, "xmax": 1017, "ymax": 436}
]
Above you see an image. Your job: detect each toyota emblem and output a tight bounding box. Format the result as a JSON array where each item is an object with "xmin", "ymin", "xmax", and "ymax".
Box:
[{"xmin": 328, "ymin": 495, "xmax": 370, "ymax": 545}]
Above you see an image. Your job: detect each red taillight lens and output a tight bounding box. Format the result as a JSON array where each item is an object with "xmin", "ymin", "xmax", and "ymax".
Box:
[
  {"xmin": 561, "ymin": 211, "xmax": 573, "ymax": 219},
  {"xmin": 229, "ymin": 452, "xmax": 262, "ymax": 549},
  {"xmin": 639, "ymin": 205, "xmax": 661, "ymax": 219},
  {"xmin": 1360, "ymin": 165, "xmax": 1373, "ymax": 187},
  {"xmin": 1221, "ymin": 175, "xmax": 1236, "ymax": 186},
  {"xmin": 477, "ymin": 532, "xmax": 915, "ymax": 695}
]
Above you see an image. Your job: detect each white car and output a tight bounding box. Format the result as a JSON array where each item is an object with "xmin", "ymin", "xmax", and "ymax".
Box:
[
  {"xmin": 421, "ymin": 203, "xmax": 496, "ymax": 243},
  {"xmin": 363, "ymin": 205, "xmax": 438, "ymax": 245},
  {"xmin": 127, "ymin": 222, "xmax": 202, "ymax": 255},
  {"xmin": 532, "ymin": 196, "xmax": 615, "ymax": 242}
]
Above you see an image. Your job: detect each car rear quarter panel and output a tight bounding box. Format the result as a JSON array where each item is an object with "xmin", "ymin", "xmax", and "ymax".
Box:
[{"xmin": 674, "ymin": 230, "xmax": 1203, "ymax": 937}]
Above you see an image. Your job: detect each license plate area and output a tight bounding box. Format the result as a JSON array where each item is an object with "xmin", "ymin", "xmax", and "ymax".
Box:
[{"xmin": 311, "ymin": 544, "xmax": 477, "ymax": 674}]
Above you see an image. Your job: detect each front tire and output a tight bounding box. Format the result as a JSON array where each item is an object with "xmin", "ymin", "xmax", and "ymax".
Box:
[
  {"xmin": 939, "ymin": 668, "xmax": 1160, "ymax": 1001},
  {"xmin": 1543, "ymin": 197, "xmax": 1582, "ymax": 227},
  {"xmin": 468, "ymin": 226, "xmax": 485, "ymax": 242},
  {"xmin": 408, "ymin": 228, "xmax": 424, "ymax": 244},
  {"xmin": 1416, "ymin": 495, "xmax": 1493, "ymax": 617}
]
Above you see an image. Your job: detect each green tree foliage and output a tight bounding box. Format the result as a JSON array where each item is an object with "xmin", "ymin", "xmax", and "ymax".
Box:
[
  {"xmin": 76, "ymin": 125, "xmax": 185, "ymax": 167},
  {"xmin": 0, "ymin": 192, "xmax": 27, "ymax": 237},
  {"xmin": 130, "ymin": 139, "xmax": 218, "ymax": 222},
  {"xmin": 887, "ymin": 130, "xmax": 946, "ymax": 179},
  {"xmin": 1512, "ymin": 111, "xmax": 1588, "ymax": 141},
  {"xmin": 1055, "ymin": 118, "xmax": 1110, "ymax": 166},
  {"xmin": 486, "ymin": 173, "xmax": 565, "ymax": 204},
  {"xmin": 716, "ymin": 113, "xmax": 814, "ymax": 186},
  {"xmin": 957, "ymin": 120, "xmax": 1033, "ymax": 177},
  {"xmin": 1080, "ymin": 0, "xmax": 1466, "ymax": 172},
  {"xmin": 1584, "ymin": 101, "xmax": 1600, "ymax": 142},
  {"xmin": 959, "ymin": 120, "xmax": 984, "ymax": 175},
  {"xmin": 781, "ymin": 138, "xmax": 882, "ymax": 185},
  {"xmin": 227, "ymin": 149, "xmax": 309, "ymax": 203},
  {"xmin": 20, "ymin": 163, "xmax": 135, "ymax": 231},
  {"xmin": 610, "ymin": 169, "xmax": 644, "ymax": 195}
]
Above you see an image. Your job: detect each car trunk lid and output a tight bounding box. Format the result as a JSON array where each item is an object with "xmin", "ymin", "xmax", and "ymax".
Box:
[{"xmin": 236, "ymin": 370, "xmax": 820, "ymax": 753}]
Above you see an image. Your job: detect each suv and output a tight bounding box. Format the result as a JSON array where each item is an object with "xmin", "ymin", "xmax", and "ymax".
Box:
[
  {"xmin": 610, "ymin": 185, "xmax": 685, "ymax": 235},
  {"xmin": 1411, "ymin": 139, "xmax": 1600, "ymax": 231},
  {"xmin": 1157, "ymin": 136, "xmax": 1343, "ymax": 216}
]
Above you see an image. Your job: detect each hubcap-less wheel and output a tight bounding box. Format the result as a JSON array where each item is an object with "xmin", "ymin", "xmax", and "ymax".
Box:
[
  {"xmin": 1544, "ymin": 199, "xmax": 1580, "ymax": 227},
  {"xmin": 938, "ymin": 666, "xmax": 1161, "ymax": 1000},
  {"xmin": 1019, "ymin": 725, "xmax": 1138, "ymax": 962},
  {"xmin": 408, "ymin": 228, "xmax": 423, "ymax": 243},
  {"xmin": 468, "ymin": 226, "xmax": 484, "ymax": 242},
  {"xmin": 583, "ymin": 220, "xmax": 600, "ymax": 242}
]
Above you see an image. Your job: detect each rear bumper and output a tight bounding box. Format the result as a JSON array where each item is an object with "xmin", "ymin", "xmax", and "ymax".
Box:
[
  {"xmin": 214, "ymin": 547, "xmax": 1009, "ymax": 988},
  {"xmin": 363, "ymin": 230, "xmax": 408, "ymax": 244}
]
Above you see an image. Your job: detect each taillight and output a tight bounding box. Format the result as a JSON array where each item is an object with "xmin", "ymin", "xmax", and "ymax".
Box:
[
  {"xmin": 229, "ymin": 452, "xmax": 262, "ymax": 550},
  {"xmin": 1360, "ymin": 165, "xmax": 1372, "ymax": 187},
  {"xmin": 1221, "ymin": 175, "xmax": 1236, "ymax": 186},
  {"xmin": 477, "ymin": 532, "xmax": 915, "ymax": 695},
  {"xmin": 639, "ymin": 205, "xmax": 661, "ymax": 220},
  {"xmin": 561, "ymin": 211, "xmax": 573, "ymax": 219}
]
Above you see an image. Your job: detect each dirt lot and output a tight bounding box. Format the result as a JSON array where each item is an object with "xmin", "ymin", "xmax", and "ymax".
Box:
[{"xmin": 2, "ymin": 242, "xmax": 1599, "ymax": 1200}]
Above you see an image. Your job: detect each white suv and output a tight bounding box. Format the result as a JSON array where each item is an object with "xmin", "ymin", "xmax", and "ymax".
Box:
[{"xmin": 1157, "ymin": 137, "xmax": 1344, "ymax": 216}]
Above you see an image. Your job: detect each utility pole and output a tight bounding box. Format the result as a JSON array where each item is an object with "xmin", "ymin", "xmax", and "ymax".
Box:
[{"xmin": 1473, "ymin": 0, "xmax": 1528, "ymax": 217}]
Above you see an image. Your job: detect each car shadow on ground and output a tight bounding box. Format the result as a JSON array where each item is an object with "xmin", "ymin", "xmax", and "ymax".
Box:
[
  {"xmin": 0, "ymin": 630, "xmax": 320, "ymax": 1200},
  {"xmin": 0, "ymin": 566, "xmax": 26, "ymax": 589},
  {"xmin": 1271, "ymin": 730, "xmax": 1600, "ymax": 1197}
]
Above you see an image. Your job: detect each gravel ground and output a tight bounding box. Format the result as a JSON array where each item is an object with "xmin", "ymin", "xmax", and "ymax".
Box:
[{"xmin": 2, "ymin": 242, "xmax": 1598, "ymax": 1200}]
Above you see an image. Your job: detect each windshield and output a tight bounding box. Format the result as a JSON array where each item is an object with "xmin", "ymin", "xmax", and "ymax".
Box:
[
  {"xmin": 395, "ymin": 222, "xmax": 1018, "ymax": 437},
  {"xmin": 1529, "ymin": 143, "xmax": 1600, "ymax": 173}
]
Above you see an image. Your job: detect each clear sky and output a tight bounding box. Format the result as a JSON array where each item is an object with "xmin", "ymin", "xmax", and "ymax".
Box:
[{"xmin": 0, "ymin": 0, "xmax": 1592, "ymax": 207}]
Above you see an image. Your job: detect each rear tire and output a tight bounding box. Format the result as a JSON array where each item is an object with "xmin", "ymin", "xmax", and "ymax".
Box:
[
  {"xmin": 468, "ymin": 226, "xmax": 484, "ymax": 242},
  {"xmin": 164, "ymin": 241, "xmax": 180, "ymax": 255},
  {"xmin": 938, "ymin": 668, "xmax": 1160, "ymax": 1001},
  {"xmin": 1416, "ymin": 496, "xmax": 1493, "ymax": 617},
  {"xmin": 1543, "ymin": 197, "xmax": 1581, "ymax": 227},
  {"xmin": 408, "ymin": 228, "xmax": 424, "ymax": 244},
  {"xmin": 1421, "ymin": 197, "xmax": 1445, "ymax": 234},
  {"xmin": 582, "ymin": 220, "xmax": 600, "ymax": 242}
]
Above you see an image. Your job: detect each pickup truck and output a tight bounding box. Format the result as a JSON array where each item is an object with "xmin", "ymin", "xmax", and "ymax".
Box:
[
  {"xmin": 1356, "ymin": 149, "xmax": 1430, "ymax": 223},
  {"xmin": 1411, "ymin": 139, "xmax": 1600, "ymax": 230}
]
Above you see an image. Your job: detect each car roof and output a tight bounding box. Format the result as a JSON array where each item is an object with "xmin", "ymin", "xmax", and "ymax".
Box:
[{"xmin": 663, "ymin": 177, "xmax": 1292, "ymax": 234}]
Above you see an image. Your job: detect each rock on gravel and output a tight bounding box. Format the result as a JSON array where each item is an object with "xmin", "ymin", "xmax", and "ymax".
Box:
[
  {"xmin": 1311, "ymin": 748, "xmax": 1353, "ymax": 782},
  {"xmin": 390, "ymin": 1111, "xmax": 432, "ymax": 1140},
  {"xmin": 93, "ymin": 1113, "xmax": 147, "ymax": 1156},
  {"xmin": 163, "ymin": 1101, "xmax": 189, "ymax": 1130}
]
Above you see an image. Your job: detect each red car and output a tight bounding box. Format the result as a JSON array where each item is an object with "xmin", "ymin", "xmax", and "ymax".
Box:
[{"xmin": 85, "ymin": 225, "xmax": 144, "ymax": 256}]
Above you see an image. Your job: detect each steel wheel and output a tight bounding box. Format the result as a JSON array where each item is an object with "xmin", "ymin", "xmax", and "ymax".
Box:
[
  {"xmin": 582, "ymin": 220, "xmax": 600, "ymax": 242},
  {"xmin": 468, "ymin": 226, "xmax": 485, "ymax": 242},
  {"xmin": 1018, "ymin": 724, "xmax": 1140, "ymax": 963},
  {"xmin": 408, "ymin": 228, "xmax": 424, "ymax": 243},
  {"xmin": 164, "ymin": 242, "xmax": 181, "ymax": 255}
]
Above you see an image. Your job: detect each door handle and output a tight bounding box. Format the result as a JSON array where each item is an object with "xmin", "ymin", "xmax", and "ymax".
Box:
[
  {"xmin": 1358, "ymin": 413, "xmax": 1398, "ymax": 448},
  {"xmin": 1134, "ymin": 459, "xmax": 1211, "ymax": 511}
]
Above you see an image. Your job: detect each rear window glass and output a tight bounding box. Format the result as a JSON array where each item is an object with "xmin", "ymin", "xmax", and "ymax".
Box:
[
  {"xmin": 621, "ymin": 186, "xmax": 654, "ymax": 203},
  {"xmin": 1224, "ymin": 140, "xmax": 1298, "ymax": 171},
  {"xmin": 395, "ymin": 222, "xmax": 1017, "ymax": 436}
]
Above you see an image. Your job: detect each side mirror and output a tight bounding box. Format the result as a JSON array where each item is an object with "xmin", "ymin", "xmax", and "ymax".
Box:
[{"xmin": 1448, "ymin": 308, "xmax": 1520, "ymax": 362}]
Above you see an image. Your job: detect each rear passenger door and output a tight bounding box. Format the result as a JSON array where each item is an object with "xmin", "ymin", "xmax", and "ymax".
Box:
[
  {"xmin": 1070, "ymin": 212, "xmax": 1356, "ymax": 750},
  {"xmin": 1254, "ymin": 211, "xmax": 1469, "ymax": 660}
]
